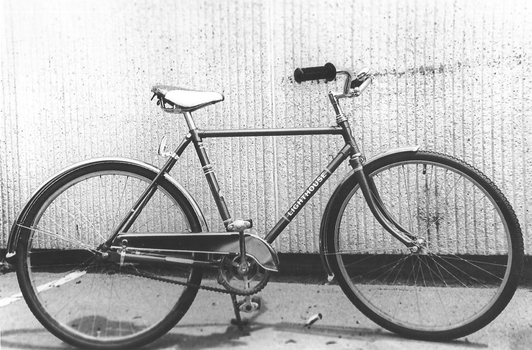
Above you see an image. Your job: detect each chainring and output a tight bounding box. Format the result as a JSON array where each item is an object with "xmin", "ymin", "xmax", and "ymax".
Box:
[{"xmin": 218, "ymin": 254, "xmax": 270, "ymax": 295}]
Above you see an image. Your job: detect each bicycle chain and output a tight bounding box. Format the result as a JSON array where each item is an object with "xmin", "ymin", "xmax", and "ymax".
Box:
[{"xmin": 132, "ymin": 269, "xmax": 269, "ymax": 296}]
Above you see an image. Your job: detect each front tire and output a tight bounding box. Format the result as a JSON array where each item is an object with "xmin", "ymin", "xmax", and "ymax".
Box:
[
  {"xmin": 325, "ymin": 151, "xmax": 523, "ymax": 340},
  {"xmin": 16, "ymin": 160, "xmax": 203, "ymax": 349}
]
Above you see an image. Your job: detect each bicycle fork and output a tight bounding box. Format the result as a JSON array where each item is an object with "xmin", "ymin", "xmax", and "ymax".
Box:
[
  {"xmin": 330, "ymin": 92, "xmax": 420, "ymax": 252},
  {"xmin": 349, "ymin": 155, "xmax": 419, "ymax": 248}
]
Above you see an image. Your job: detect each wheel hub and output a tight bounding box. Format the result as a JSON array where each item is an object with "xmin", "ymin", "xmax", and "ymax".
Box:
[{"xmin": 410, "ymin": 237, "xmax": 428, "ymax": 255}]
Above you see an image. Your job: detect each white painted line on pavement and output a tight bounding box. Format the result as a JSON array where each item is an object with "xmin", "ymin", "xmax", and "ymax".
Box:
[
  {"xmin": 0, "ymin": 271, "xmax": 86, "ymax": 308},
  {"xmin": 0, "ymin": 293, "xmax": 22, "ymax": 308},
  {"xmin": 35, "ymin": 270, "xmax": 87, "ymax": 293}
]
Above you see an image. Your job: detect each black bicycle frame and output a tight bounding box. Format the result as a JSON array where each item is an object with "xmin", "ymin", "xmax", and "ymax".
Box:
[
  {"xmin": 105, "ymin": 111, "xmax": 415, "ymax": 250},
  {"xmin": 198, "ymin": 127, "xmax": 353, "ymax": 244}
]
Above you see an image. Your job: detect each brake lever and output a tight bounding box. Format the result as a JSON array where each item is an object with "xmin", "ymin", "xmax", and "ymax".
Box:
[
  {"xmin": 355, "ymin": 67, "xmax": 372, "ymax": 82},
  {"xmin": 348, "ymin": 68, "xmax": 373, "ymax": 96},
  {"xmin": 350, "ymin": 68, "xmax": 372, "ymax": 87}
]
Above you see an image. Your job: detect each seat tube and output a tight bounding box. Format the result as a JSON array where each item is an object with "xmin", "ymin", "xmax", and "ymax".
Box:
[{"xmin": 186, "ymin": 112, "xmax": 233, "ymax": 227}]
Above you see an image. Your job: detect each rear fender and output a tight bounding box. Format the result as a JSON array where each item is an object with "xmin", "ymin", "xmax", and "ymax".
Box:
[{"xmin": 4, "ymin": 157, "xmax": 208, "ymax": 263}]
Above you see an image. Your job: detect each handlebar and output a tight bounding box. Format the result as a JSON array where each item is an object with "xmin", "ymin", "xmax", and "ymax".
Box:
[
  {"xmin": 293, "ymin": 63, "xmax": 337, "ymax": 83},
  {"xmin": 293, "ymin": 63, "xmax": 373, "ymax": 98}
]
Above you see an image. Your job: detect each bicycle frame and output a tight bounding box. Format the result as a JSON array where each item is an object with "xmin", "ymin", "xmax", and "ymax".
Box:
[
  {"xmin": 5, "ymin": 74, "xmax": 418, "ymax": 267},
  {"xmin": 199, "ymin": 126, "xmax": 350, "ymax": 244},
  {"xmin": 103, "ymin": 108, "xmax": 417, "ymax": 255}
]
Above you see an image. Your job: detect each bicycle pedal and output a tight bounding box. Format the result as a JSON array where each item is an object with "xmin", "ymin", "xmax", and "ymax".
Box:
[{"xmin": 238, "ymin": 296, "xmax": 262, "ymax": 313}]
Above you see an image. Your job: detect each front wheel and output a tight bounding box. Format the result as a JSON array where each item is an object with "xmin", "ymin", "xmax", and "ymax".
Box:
[
  {"xmin": 325, "ymin": 151, "xmax": 523, "ymax": 340},
  {"xmin": 15, "ymin": 160, "xmax": 203, "ymax": 349}
]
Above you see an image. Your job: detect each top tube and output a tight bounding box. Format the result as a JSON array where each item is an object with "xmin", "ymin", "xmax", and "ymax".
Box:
[{"xmin": 198, "ymin": 127, "xmax": 343, "ymax": 138}]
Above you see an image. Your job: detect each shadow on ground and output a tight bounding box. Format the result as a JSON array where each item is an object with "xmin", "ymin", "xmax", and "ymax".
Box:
[
  {"xmin": 150, "ymin": 321, "xmax": 489, "ymax": 350},
  {"xmin": 0, "ymin": 321, "xmax": 489, "ymax": 350},
  {"xmin": 0, "ymin": 328, "xmax": 75, "ymax": 350}
]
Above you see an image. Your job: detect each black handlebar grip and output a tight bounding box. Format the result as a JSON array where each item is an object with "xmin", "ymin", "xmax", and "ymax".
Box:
[{"xmin": 294, "ymin": 63, "xmax": 336, "ymax": 83}]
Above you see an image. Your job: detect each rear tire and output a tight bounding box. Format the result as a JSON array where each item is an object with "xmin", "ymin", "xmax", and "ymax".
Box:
[
  {"xmin": 325, "ymin": 151, "xmax": 523, "ymax": 340},
  {"xmin": 16, "ymin": 160, "xmax": 203, "ymax": 349}
]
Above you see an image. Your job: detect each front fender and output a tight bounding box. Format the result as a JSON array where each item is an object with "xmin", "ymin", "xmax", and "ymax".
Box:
[
  {"xmin": 318, "ymin": 146, "xmax": 420, "ymax": 279},
  {"xmin": 4, "ymin": 157, "xmax": 207, "ymax": 263}
]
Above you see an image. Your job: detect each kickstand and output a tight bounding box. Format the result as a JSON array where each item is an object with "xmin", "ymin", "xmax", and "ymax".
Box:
[{"xmin": 230, "ymin": 294, "xmax": 247, "ymax": 330}]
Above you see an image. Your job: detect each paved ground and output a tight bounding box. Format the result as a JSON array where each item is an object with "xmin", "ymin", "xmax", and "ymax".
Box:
[{"xmin": 1, "ymin": 270, "xmax": 532, "ymax": 350}]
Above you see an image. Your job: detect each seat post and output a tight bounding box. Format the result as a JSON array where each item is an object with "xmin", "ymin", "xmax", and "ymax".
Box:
[
  {"xmin": 183, "ymin": 111, "xmax": 197, "ymax": 131},
  {"xmin": 184, "ymin": 110, "xmax": 234, "ymax": 227}
]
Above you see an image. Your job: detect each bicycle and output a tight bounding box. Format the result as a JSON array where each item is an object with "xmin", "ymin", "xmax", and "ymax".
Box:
[{"xmin": 4, "ymin": 63, "xmax": 524, "ymax": 349}]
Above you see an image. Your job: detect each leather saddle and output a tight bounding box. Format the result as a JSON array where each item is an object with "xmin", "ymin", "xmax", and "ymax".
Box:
[{"xmin": 151, "ymin": 85, "xmax": 224, "ymax": 113}]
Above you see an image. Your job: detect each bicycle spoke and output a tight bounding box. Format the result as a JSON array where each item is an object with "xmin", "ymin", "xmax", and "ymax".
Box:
[
  {"xmin": 424, "ymin": 257, "xmax": 452, "ymax": 322},
  {"xmin": 131, "ymin": 202, "xmax": 182, "ymax": 233},
  {"xmin": 114, "ymin": 175, "xmax": 130, "ymax": 230},
  {"xmin": 440, "ymin": 255, "xmax": 508, "ymax": 269},
  {"xmin": 19, "ymin": 224, "xmax": 98, "ymax": 253},
  {"xmin": 62, "ymin": 194, "xmax": 107, "ymax": 242},
  {"xmin": 400, "ymin": 165, "xmax": 414, "ymax": 233},
  {"xmin": 434, "ymin": 256, "xmax": 500, "ymax": 288}
]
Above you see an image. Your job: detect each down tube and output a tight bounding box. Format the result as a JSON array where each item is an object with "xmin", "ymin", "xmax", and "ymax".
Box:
[{"xmin": 264, "ymin": 144, "xmax": 353, "ymax": 244}]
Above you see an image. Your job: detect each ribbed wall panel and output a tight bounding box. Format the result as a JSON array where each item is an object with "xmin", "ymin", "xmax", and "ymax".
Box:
[{"xmin": 1, "ymin": 0, "xmax": 531, "ymax": 253}]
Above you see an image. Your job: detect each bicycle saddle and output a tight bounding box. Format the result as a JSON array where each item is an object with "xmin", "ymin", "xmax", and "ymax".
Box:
[{"xmin": 151, "ymin": 85, "xmax": 224, "ymax": 113}]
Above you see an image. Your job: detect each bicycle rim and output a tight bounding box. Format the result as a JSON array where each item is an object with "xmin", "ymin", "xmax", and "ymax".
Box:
[
  {"xmin": 17, "ymin": 167, "xmax": 201, "ymax": 349},
  {"xmin": 330, "ymin": 152, "xmax": 522, "ymax": 339}
]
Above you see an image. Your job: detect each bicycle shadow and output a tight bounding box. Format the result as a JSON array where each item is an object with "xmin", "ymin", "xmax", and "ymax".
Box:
[
  {"xmin": 0, "ymin": 323, "xmax": 489, "ymax": 350},
  {"xmin": 0, "ymin": 328, "xmax": 76, "ymax": 350},
  {"xmin": 149, "ymin": 304, "xmax": 489, "ymax": 350},
  {"xmin": 151, "ymin": 321, "xmax": 489, "ymax": 350},
  {"xmin": 0, "ymin": 304, "xmax": 489, "ymax": 350}
]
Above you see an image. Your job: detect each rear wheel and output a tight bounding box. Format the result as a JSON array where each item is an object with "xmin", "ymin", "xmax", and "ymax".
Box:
[
  {"xmin": 16, "ymin": 161, "xmax": 203, "ymax": 349},
  {"xmin": 325, "ymin": 151, "xmax": 523, "ymax": 340}
]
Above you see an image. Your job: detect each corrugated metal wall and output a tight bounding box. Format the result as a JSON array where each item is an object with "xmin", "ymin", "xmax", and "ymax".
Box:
[{"xmin": 1, "ymin": 0, "xmax": 531, "ymax": 253}]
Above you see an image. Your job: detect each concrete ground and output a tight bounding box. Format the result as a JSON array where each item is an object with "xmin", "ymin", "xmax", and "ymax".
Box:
[{"xmin": 1, "ymin": 270, "xmax": 532, "ymax": 350}]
